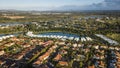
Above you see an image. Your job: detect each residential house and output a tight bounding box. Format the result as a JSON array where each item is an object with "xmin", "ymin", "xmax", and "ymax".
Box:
[
  {"xmin": 0, "ymin": 51, "xmax": 5, "ymax": 56},
  {"xmin": 54, "ymin": 53, "xmax": 62, "ymax": 61},
  {"xmin": 58, "ymin": 61, "xmax": 68, "ymax": 66}
]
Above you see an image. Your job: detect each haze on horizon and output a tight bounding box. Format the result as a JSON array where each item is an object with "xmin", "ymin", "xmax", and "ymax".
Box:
[{"xmin": 0, "ymin": 0, "xmax": 120, "ymax": 11}]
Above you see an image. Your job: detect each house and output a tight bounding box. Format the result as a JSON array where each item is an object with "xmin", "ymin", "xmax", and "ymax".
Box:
[
  {"xmin": 78, "ymin": 44, "xmax": 82, "ymax": 47},
  {"xmin": 0, "ymin": 38, "xmax": 2, "ymax": 41},
  {"xmin": 62, "ymin": 36, "xmax": 67, "ymax": 39},
  {"xmin": 53, "ymin": 35, "xmax": 57, "ymax": 38},
  {"xmin": 58, "ymin": 61, "xmax": 68, "ymax": 66},
  {"xmin": 43, "ymin": 35, "xmax": 47, "ymax": 38},
  {"xmin": 0, "ymin": 25, "xmax": 9, "ymax": 29},
  {"xmin": 54, "ymin": 53, "xmax": 62, "ymax": 61},
  {"xmin": 73, "ymin": 44, "xmax": 77, "ymax": 48},
  {"xmin": 4, "ymin": 42, "xmax": 15, "ymax": 47},
  {"xmin": 38, "ymin": 42, "xmax": 44, "ymax": 45},
  {"xmin": 63, "ymin": 46, "xmax": 69, "ymax": 49},
  {"xmin": 81, "ymin": 37, "xmax": 86, "ymax": 42},
  {"xmin": 74, "ymin": 37, "xmax": 79, "ymax": 41},
  {"xmin": 0, "ymin": 51, "xmax": 5, "ymax": 56},
  {"xmin": 86, "ymin": 37, "xmax": 92, "ymax": 41},
  {"xmin": 109, "ymin": 47, "xmax": 114, "ymax": 50},
  {"xmin": 68, "ymin": 37, "xmax": 74, "ymax": 40},
  {"xmin": 93, "ymin": 45, "xmax": 99, "ymax": 49},
  {"xmin": 50, "ymin": 35, "xmax": 54, "ymax": 38},
  {"xmin": 58, "ymin": 42, "xmax": 65, "ymax": 45},
  {"xmin": 99, "ymin": 61, "xmax": 105, "ymax": 68},
  {"xmin": 100, "ymin": 55, "xmax": 105, "ymax": 59},
  {"xmin": 16, "ymin": 54, "xmax": 24, "ymax": 60},
  {"xmin": 1, "ymin": 36, "xmax": 6, "ymax": 39},
  {"xmin": 26, "ymin": 31, "xmax": 33, "ymax": 36},
  {"xmin": 100, "ymin": 46, "xmax": 107, "ymax": 49},
  {"xmin": 43, "ymin": 40, "xmax": 53, "ymax": 47},
  {"xmin": 10, "ymin": 37, "xmax": 20, "ymax": 41},
  {"xmin": 23, "ymin": 44, "xmax": 31, "ymax": 48},
  {"xmin": 115, "ymin": 47, "xmax": 119, "ymax": 51},
  {"xmin": 9, "ymin": 35, "xmax": 15, "ymax": 37},
  {"xmin": 88, "ymin": 65, "xmax": 95, "ymax": 68},
  {"xmin": 57, "ymin": 35, "xmax": 62, "ymax": 39}
]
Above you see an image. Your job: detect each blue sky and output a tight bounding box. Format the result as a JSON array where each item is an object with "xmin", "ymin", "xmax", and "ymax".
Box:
[
  {"xmin": 0, "ymin": 0, "xmax": 103, "ymax": 8},
  {"xmin": 0, "ymin": 0, "xmax": 119, "ymax": 10}
]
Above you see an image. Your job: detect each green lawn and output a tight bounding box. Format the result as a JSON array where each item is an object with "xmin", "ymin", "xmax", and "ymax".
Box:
[{"xmin": 106, "ymin": 33, "xmax": 120, "ymax": 43}]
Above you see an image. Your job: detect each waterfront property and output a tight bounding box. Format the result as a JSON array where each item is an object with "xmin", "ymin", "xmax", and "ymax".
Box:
[
  {"xmin": 26, "ymin": 31, "xmax": 92, "ymax": 42},
  {"xmin": 0, "ymin": 34, "xmax": 15, "ymax": 41}
]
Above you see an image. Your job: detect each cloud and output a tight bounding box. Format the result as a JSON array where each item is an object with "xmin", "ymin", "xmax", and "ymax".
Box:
[
  {"xmin": 90, "ymin": 0, "xmax": 120, "ymax": 10},
  {"xmin": 105, "ymin": 0, "xmax": 120, "ymax": 3},
  {"xmin": 56, "ymin": 0, "xmax": 120, "ymax": 11}
]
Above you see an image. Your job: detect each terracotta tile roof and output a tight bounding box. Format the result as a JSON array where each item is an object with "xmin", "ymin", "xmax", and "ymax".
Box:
[
  {"xmin": 54, "ymin": 53, "xmax": 62, "ymax": 61},
  {"xmin": 88, "ymin": 65, "xmax": 95, "ymax": 68},
  {"xmin": 33, "ymin": 61, "xmax": 41, "ymax": 65},
  {"xmin": 58, "ymin": 61, "xmax": 68, "ymax": 66},
  {"xmin": 33, "ymin": 52, "xmax": 50, "ymax": 65}
]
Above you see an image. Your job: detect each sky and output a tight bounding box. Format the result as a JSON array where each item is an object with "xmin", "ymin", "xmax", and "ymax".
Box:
[
  {"xmin": 0, "ymin": 0, "xmax": 103, "ymax": 10},
  {"xmin": 0, "ymin": 0, "xmax": 119, "ymax": 10}
]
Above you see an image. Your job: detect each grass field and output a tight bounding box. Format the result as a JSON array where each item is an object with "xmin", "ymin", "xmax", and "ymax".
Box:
[{"xmin": 106, "ymin": 33, "xmax": 120, "ymax": 43}]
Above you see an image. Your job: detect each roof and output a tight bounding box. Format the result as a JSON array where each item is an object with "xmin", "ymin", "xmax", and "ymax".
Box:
[
  {"xmin": 88, "ymin": 65, "xmax": 95, "ymax": 68},
  {"xmin": 58, "ymin": 61, "xmax": 68, "ymax": 66},
  {"xmin": 54, "ymin": 53, "xmax": 62, "ymax": 61},
  {"xmin": 0, "ymin": 51, "xmax": 5, "ymax": 56}
]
